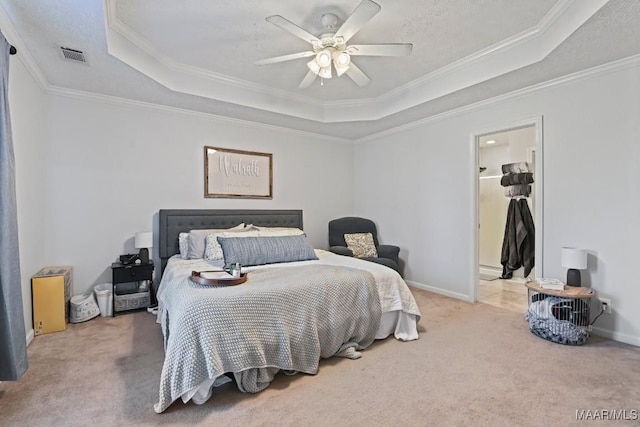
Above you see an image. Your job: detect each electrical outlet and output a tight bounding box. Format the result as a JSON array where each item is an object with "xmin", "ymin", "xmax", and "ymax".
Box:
[{"xmin": 600, "ymin": 298, "xmax": 612, "ymax": 314}]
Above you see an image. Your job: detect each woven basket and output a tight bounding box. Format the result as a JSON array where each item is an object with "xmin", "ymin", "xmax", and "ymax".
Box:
[
  {"xmin": 114, "ymin": 291, "xmax": 150, "ymax": 312},
  {"xmin": 70, "ymin": 292, "xmax": 100, "ymax": 323}
]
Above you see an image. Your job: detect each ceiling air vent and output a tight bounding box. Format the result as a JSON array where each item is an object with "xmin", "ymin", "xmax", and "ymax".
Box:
[{"xmin": 59, "ymin": 46, "xmax": 87, "ymax": 64}]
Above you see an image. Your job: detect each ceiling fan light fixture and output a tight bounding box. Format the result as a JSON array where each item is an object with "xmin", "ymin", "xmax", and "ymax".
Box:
[
  {"xmin": 307, "ymin": 59, "xmax": 332, "ymax": 79},
  {"xmin": 307, "ymin": 58, "xmax": 321, "ymax": 74},
  {"xmin": 318, "ymin": 65, "xmax": 332, "ymax": 79},
  {"xmin": 315, "ymin": 49, "xmax": 333, "ymax": 68},
  {"xmin": 334, "ymin": 63, "xmax": 349, "ymax": 77},
  {"xmin": 334, "ymin": 51, "xmax": 351, "ymax": 77},
  {"xmin": 260, "ymin": 1, "xmax": 410, "ymax": 88},
  {"xmin": 333, "ymin": 51, "xmax": 350, "ymax": 67}
]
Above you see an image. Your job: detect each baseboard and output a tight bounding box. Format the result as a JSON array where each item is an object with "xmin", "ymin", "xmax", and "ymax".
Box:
[
  {"xmin": 26, "ymin": 328, "xmax": 34, "ymax": 346},
  {"xmin": 406, "ymin": 280, "xmax": 472, "ymax": 302},
  {"xmin": 407, "ymin": 280, "xmax": 640, "ymax": 348},
  {"xmin": 479, "ymin": 266, "xmax": 501, "ymax": 277},
  {"xmin": 591, "ymin": 326, "xmax": 640, "ymax": 348}
]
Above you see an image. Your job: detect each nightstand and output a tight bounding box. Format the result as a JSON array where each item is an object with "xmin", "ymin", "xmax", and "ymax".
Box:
[
  {"xmin": 111, "ymin": 261, "xmax": 154, "ymax": 316},
  {"xmin": 524, "ymin": 281, "xmax": 595, "ymax": 345}
]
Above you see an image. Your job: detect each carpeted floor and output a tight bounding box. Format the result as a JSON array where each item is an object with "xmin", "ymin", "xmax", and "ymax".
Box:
[{"xmin": 1, "ymin": 288, "xmax": 639, "ymax": 426}]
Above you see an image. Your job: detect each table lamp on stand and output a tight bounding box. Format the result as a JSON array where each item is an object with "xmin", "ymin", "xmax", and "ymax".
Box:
[
  {"xmin": 561, "ymin": 247, "xmax": 587, "ymax": 287},
  {"xmin": 135, "ymin": 232, "xmax": 153, "ymax": 264}
]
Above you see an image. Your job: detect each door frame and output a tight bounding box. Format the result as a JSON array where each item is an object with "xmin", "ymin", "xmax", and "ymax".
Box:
[{"xmin": 469, "ymin": 116, "xmax": 543, "ymax": 302}]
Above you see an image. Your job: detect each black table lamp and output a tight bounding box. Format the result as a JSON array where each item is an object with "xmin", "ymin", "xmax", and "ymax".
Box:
[{"xmin": 561, "ymin": 247, "xmax": 587, "ymax": 287}]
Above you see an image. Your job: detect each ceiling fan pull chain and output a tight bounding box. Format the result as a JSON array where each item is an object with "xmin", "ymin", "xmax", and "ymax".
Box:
[{"xmin": 320, "ymin": 77, "xmax": 324, "ymax": 86}]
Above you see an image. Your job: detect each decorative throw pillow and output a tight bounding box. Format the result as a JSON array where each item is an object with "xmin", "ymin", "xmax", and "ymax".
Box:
[
  {"xmin": 217, "ymin": 235, "xmax": 318, "ymax": 266},
  {"xmin": 204, "ymin": 230, "xmax": 259, "ymax": 262},
  {"xmin": 186, "ymin": 223, "xmax": 245, "ymax": 259},
  {"xmin": 344, "ymin": 233, "xmax": 378, "ymax": 258}
]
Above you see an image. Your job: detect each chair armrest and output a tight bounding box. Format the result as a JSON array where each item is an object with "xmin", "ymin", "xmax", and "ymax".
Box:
[
  {"xmin": 329, "ymin": 246, "xmax": 353, "ymax": 257},
  {"xmin": 377, "ymin": 244, "xmax": 400, "ymax": 264}
]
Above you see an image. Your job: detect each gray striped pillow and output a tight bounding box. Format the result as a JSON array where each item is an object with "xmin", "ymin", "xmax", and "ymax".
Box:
[{"xmin": 217, "ymin": 235, "xmax": 318, "ymax": 266}]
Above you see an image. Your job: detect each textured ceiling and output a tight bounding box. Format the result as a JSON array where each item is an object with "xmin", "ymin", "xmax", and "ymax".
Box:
[
  {"xmin": 113, "ymin": 0, "xmax": 556, "ymax": 99},
  {"xmin": 0, "ymin": 0, "xmax": 639, "ymax": 140}
]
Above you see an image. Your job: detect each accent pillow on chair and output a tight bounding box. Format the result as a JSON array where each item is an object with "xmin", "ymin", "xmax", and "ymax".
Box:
[{"xmin": 344, "ymin": 233, "xmax": 378, "ymax": 258}]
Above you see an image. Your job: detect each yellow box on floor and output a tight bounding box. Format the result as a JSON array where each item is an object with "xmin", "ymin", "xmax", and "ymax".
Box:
[{"xmin": 32, "ymin": 266, "xmax": 73, "ymax": 335}]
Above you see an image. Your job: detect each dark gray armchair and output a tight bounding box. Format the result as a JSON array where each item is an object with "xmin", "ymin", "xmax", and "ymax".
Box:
[{"xmin": 328, "ymin": 217, "xmax": 400, "ymax": 273}]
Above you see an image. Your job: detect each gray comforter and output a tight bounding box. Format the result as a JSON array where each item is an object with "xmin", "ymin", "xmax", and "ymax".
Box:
[{"xmin": 154, "ymin": 264, "xmax": 381, "ymax": 413}]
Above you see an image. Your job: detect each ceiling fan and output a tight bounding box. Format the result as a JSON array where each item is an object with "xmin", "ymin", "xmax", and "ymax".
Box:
[{"xmin": 255, "ymin": 0, "xmax": 412, "ymax": 88}]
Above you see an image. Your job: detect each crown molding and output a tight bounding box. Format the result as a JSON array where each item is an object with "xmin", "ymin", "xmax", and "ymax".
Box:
[
  {"xmin": 107, "ymin": 13, "xmax": 322, "ymax": 107},
  {"xmin": 103, "ymin": 0, "xmax": 609, "ymax": 124},
  {"xmin": 44, "ymin": 52, "xmax": 640, "ymax": 146},
  {"xmin": 355, "ymin": 53, "xmax": 640, "ymax": 144},
  {"xmin": 44, "ymin": 84, "xmax": 352, "ymax": 144},
  {"xmin": 104, "ymin": 0, "xmax": 325, "ymax": 122},
  {"xmin": 0, "ymin": 0, "xmax": 339, "ymax": 145},
  {"xmin": 352, "ymin": 0, "xmax": 609, "ymax": 122},
  {"xmin": 5, "ymin": 0, "xmax": 627, "ymax": 144}
]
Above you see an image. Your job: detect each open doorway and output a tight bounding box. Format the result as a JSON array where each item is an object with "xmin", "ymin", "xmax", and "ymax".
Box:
[{"xmin": 471, "ymin": 118, "xmax": 543, "ymax": 313}]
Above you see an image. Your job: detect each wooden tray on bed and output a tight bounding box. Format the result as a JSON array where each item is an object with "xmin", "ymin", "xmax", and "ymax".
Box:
[{"xmin": 190, "ymin": 270, "xmax": 248, "ymax": 286}]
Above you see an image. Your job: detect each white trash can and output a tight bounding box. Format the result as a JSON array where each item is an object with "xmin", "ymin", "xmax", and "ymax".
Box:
[{"xmin": 94, "ymin": 283, "xmax": 113, "ymax": 317}]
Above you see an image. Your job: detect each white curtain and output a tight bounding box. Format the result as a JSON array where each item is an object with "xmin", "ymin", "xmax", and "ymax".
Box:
[{"xmin": 0, "ymin": 30, "xmax": 28, "ymax": 380}]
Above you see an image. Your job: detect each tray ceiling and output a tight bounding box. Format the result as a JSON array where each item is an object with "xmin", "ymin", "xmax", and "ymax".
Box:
[{"xmin": 1, "ymin": 0, "xmax": 639, "ymax": 140}]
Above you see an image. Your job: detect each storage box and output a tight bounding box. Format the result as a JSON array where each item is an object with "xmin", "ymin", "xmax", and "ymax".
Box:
[{"xmin": 32, "ymin": 266, "xmax": 73, "ymax": 335}]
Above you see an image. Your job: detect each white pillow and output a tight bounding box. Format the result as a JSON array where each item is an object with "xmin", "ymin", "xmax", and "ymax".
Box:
[
  {"xmin": 186, "ymin": 223, "xmax": 245, "ymax": 259},
  {"xmin": 204, "ymin": 230, "xmax": 259, "ymax": 262},
  {"xmin": 254, "ymin": 226, "xmax": 305, "ymax": 237},
  {"xmin": 178, "ymin": 233, "xmax": 189, "ymax": 259}
]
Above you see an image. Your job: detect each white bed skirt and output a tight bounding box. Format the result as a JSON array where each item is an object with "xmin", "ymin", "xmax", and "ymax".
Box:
[{"xmin": 376, "ymin": 310, "xmax": 419, "ymax": 341}]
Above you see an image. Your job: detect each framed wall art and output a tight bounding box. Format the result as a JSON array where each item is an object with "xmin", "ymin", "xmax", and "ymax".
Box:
[{"xmin": 204, "ymin": 146, "xmax": 273, "ymax": 199}]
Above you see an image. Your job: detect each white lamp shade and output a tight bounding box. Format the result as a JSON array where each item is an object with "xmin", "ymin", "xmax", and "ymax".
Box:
[
  {"xmin": 333, "ymin": 51, "xmax": 351, "ymax": 76},
  {"xmin": 135, "ymin": 232, "xmax": 153, "ymax": 249},
  {"xmin": 318, "ymin": 65, "xmax": 332, "ymax": 79},
  {"xmin": 315, "ymin": 50, "xmax": 332, "ymax": 68},
  {"xmin": 333, "ymin": 51, "xmax": 350, "ymax": 67},
  {"xmin": 561, "ymin": 247, "xmax": 587, "ymax": 269},
  {"xmin": 307, "ymin": 59, "xmax": 322, "ymax": 75}
]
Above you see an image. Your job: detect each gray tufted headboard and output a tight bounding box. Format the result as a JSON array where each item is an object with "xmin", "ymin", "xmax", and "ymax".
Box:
[{"xmin": 158, "ymin": 209, "xmax": 303, "ymax": 275}]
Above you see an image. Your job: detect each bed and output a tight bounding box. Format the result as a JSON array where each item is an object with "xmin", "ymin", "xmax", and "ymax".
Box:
[{"xmin": 154, "ymin": 209, "xmax": 421, "ymax": 413}]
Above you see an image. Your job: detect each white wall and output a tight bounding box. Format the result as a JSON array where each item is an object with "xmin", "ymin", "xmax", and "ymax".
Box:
[
  {"xmin": 10, "ymin": 48, "xmax": 640, "ymax": 348},
  {"xmin": 354, "ymin": 61, "xmax": 640, "ymax": 346},
  {"xmin": 10, "ymin": 56, "xmax": 46, "ymax": 338},
  {"xmin": 35, "ymin": 95, "xmax": 353, "ymax": 295}
]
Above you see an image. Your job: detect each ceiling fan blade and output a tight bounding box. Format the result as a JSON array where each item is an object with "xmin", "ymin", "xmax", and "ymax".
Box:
[
  {"xmin": 255, "ymin": 51, "xmax": 316, "ymax": 66},
  {"xmin": 345, "ymin": 62, "xmax": 370, "ymax": 87},
  {"xmin": 266, "ymin": 15, "xmax": 320, "ymax": 44},
  {"xmin": 347, "ymin": 43, "xmax": 413, "ymax": 57},
  {"xmin": 298, "ymin": 70, "xmax": 318, "ymax": 89},
  {"xmin": 334, "ymin": 0, "xmax": 382, "ymax": 43}
]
